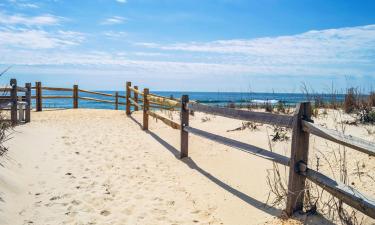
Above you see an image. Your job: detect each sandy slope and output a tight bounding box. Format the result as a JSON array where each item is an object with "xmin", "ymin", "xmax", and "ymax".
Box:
[{"xmin": 0, "ymin": 109, "xmax": 374, "ymax": 225}]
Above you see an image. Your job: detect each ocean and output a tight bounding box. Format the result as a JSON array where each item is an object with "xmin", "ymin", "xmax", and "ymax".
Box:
[{"xmin": 31, "ymin": 90, "xmax": 346, "ymax": 110}]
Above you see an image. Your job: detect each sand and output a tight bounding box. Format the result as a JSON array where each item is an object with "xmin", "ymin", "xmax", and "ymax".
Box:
[{"xmin": 0, "ymin": 108, "xmax": 374, "ymax": 225}]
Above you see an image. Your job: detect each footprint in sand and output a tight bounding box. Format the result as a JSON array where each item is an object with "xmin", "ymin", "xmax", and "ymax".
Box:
[{"xmin": 100, "ymin": 210, "xmax": 111, "ymax": 216}]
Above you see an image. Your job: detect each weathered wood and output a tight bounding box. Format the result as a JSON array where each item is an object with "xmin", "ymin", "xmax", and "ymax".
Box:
[
  {"xmin": 129, "ymin": 86, "xmax": 143, "ymax": 96},
  {"xmin": 0, "ymin": 88, "xmax": 12, "ymax": 92},
  {"xmin": 25, "ymin": 83, "xmax": 31, "ymax": 122},
  {"xmin": 115, "ymin": 92, "xmax": 119, "ymax": 110},
  {"xmin": 42, "ymin": 96, "xmax": 73, "ymax": 99},
  {"xmin": 187, "ymin": 103, "xmax": 294, "ymax": 128},
  {"xmin": 300, "ymin": 162, "xmax": 375, "ymax": 219},
  {"xmin": 17, "ymin": 86, "xmax": 28, "ymax": 92},
  {"xmin": 149, "ymin": 93, "xmax": 178, "ymax": 101},
  {"xmin": 303, "ymin": 121, "xmax": 375, "ymax": 157},
  {"xmin": 41, "ymin": 87, "xmax": 73, "ymax": 91},
  {"xmin": 129, "ymin": 97, "xmax": 140, "ymax": 108},
  {"xmin": 147, "ymin": 111, "xmax": 181, "ymax": 129},
  {"xmin": 180, "ymin": 95, "xmax": 189, "ymax": 158},
  {"xmin": 118, "ymin": 94, "xmax": 126, "ymax": 98},
  {"xmin": 73, "ymin": 85, "xmax": 78, "ymax": 108},
  {"xmin": 147, "ymin": 95, "xmax": 180, "ymax": 108},
  {"xmin": 79, "ymin": 97, "xmax": 115, "ymax": 104},
  {"xmin": 126, "ymin": 82, "xmax": 131, "ymax": 115},
  {"xmin": 10, "ymin": 79, "xmax": 17, "ymax": 125},
  {"xmin": 183, "ymin": 126, "xmax": 290, "ymax": 166},
  {"xmin": 78, "ymin": 89, "xmax": 113, "ymax": 97},
  {"xmin": 0, "ymin": 101, "xmax": 11, "ymax": 109},
  {"xmin": 35, "ymin": 81, "xmax": 42, "ymax": 111},
  {"xmin": 286, "ymin": 102, "xmax": 311, "ymax": 215},
  {"xmin": 143, "ymin": 88, "xmax": 149, "ymax": 130},
  {"xmin": 134, "ymin": 86, "xmax": 139, "ymax": 111}
]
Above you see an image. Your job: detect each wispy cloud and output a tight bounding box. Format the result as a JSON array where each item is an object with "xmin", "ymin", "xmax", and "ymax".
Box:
[
  {"xmin": 0, "ymin": 24, "xmax": 374, "ymax": 82},
  {"xmin": 136, "ymin": 24, "xmax": 375, "ymax": 66},
  {"xmin": 103, "ymin": 31, "xmax": 128, "ymax": 39},
  {"xmin": 100, "ymin": 16, "xmax": 126, "ymax": 25},
  {"xmin": 0, "ymin": 27, "xmax": 85, "ymax": 49},
  {"xmin": 116, "ymin": 0, "xmax": 127, "ymax": 3},
  {"xmin": 0, "ymin": 12, "xmax": 61, "ymax": 26}
]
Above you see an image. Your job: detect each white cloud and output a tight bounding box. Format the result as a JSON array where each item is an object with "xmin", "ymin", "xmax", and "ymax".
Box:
[
  {"xmin": 0, "ymin": 12, "xmax": 60, "ymax": 26},
  {"xmin": 0, "ymin": 24, "xmax": 374, "ymax": 82},
  {"xmin": 100, "ymin": 16, "xmax": 126, "ymax": 25},
  {"xmin": 0, "ymin": 28, "xmax": 85, "ymax": 49},
  {"xmin": 136, "ymin": 24, "xmax": 375, "ymax": 66},
  {"xmin": 103, "ymin": 31, "xmax": 128, "ymax": 39},
  {"xmin": 116, "ymin": 0, "xmax": 127, "ymax": 3}
]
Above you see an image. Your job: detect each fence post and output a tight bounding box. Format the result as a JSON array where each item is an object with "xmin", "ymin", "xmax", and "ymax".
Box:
[
  {"xmin": 126, "ymin": 81, "xmax": 131, "ymax": 115},
  {"xmin": 10, "ymin": 79, "xmax": 18, "ymax": 125},
  {"xmin": 25, "ymin": 83, "xmax": 31, "ymax": 123},
  {"xmin": 35, "ymin": 81, "xmax": 42, "ymax": 111},
  {"xmin": 285, "ymin": 102, "xmax": 311, "ymax": 216},
  {"xmin": 134, "ymin": 86, "xmax": 139, "ymax": 111},
  {"xmin": 115, "ymin": 92, "xmax": 119, "ymax": 110},
  {"xmin": 180, "ymin": 95, "xmax": 189, "ymax": 158},
  {"xmin": 73, "ymin": 85, "xmax": 78, "ymax": 108},
  {"xmin": 143, "ymin": 88, "xmax": 149, "ymax": 130}
]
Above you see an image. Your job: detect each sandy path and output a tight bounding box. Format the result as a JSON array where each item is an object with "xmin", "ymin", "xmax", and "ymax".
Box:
[{"xmin": 1, "ymin": 109, "xmax": 373, "ymax": 224}]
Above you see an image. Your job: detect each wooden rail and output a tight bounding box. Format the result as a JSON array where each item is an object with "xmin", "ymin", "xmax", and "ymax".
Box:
[{"xmin": 0, "ymin": 79, "xmax": 31, "ymax": 124}]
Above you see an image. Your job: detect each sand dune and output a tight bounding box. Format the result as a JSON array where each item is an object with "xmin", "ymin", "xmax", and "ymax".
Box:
[{"xmin": 0, "ymin": 109, "xmax": 374, "ymax": 224}]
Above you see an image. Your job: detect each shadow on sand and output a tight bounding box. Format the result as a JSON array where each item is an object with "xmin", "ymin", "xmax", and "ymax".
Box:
[{"xmin": 129, "ymin": 115, "xmax": 335, "ymax": 225}]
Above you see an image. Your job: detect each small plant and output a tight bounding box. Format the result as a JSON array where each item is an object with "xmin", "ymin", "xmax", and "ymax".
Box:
[
  {"xmin": 270, "ymin": 126, "xmax": 289, "ymax": 142},
  {"xmin": 265, "ymin": 102, "xmax": 273, "ymax": 112},
  {"xmin": 344, "ymin": 88, "xmax": 358, "ymax": 113},
  {"xmin": 276, "ymin": 101, "xmax": 285, "ymax": 113}
]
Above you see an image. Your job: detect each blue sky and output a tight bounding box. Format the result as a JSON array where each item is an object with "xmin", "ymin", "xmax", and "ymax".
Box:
[{"xmin": 0, "ymin": 0, "xmax": 375, "ymax": 92}]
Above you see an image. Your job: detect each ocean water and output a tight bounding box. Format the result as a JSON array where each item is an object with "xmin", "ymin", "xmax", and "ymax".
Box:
[{"xmin": 31, "ymin": 90, "xmax": 346, "ymax": 110}]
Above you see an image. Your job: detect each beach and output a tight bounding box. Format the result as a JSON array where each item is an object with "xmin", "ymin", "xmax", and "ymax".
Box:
[{"xmin": 0, "ymin": 109, "xmax": 374, "ymax": 225}]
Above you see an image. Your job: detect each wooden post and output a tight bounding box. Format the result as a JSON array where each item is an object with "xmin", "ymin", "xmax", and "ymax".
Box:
[
  {"xmin": 25, "ymin": 83, "xmax": 31, "ymax": 123},
  {"xmin": 134, "ymin": 86, "xmax": 139, "ymax": 111},
  {"xmin": 285, "ymin": 102, "xmax": 312, "ymax": 216},
  {"xmin": 143, "ymin": 88, "xmax": 149, "ymax": 130},
  {"xmin": 126, "ymin": 81, "xmax": 131, "ymax": 115},
  {"xmin": 115, "ymin": 92, "xmax": 119, "ymax": 110},
  {"xmin": 10, "ymin": 79, "xmax": 18, "ymax": 125},
  {"xmin": 73, "ymin": 85, "xmax": 78, "ymax": 108},
  {"xmin": 35, "ymin": 81, "xmax": 42, "ymax": 111},
  {"xmin": 180, "ymin": 95, "xmax": 189, "ymax": 158}
]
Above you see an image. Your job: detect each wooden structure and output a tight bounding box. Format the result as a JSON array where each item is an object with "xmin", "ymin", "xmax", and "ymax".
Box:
[
  {"xmin": 0, "ymin": 79, "xmax": 32, "ymax": 124},
  {"xmin": 2, "ymin": 79, "xmax": 374, "ymax": 220},
  {"xmin": 32, "ymin": 82, "xmax": 126, "ymax": 111},
  {"xmin": 124, "ymin": 81, "xmax": 375, "ymax": 220}
]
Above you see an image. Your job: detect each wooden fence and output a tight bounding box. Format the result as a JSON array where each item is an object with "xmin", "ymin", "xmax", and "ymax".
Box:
[
  {"xmin": 124, "ymin": 81, "xmax": 375, "ymax": 219},
  {"xmin": 0, "ymin": 79, "xmax": 31, "ymax": 125},
  {"xmin": 32, "ymin": 82, "xmax": 126, "ymax": 111},
  {"xmin": 3, "ymin": 79, "xmax": 375, "ymax": 219}
]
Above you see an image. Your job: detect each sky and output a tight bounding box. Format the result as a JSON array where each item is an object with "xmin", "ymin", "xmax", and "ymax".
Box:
[{"xmin": 0, "ymin": 0, "xmax": 375, "ymax": 92}]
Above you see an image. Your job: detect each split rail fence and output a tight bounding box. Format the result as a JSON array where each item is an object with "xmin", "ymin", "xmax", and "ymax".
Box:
[
  {"xmin": 125, "ymin": 81, "xmax": 375, "ymax": 219},
  {"xmin": 0, "ymin": 79, "xmax": 31, "ymax": 125},
  {"xmin": 32, "ymin": 82, "xmax": 126, "ymax": 111},
  {"xmin": 2, "ymin": 79, "xmax": 374, "ymax": 219}
]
